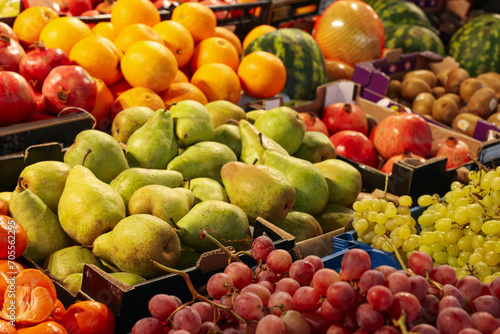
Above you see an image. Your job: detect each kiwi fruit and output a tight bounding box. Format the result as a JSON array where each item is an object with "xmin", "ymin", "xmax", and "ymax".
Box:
[
  {"xmin": 412, "ymin": 92, "xmax": 435, "ymax": 115},
  {"xmin": 441, "ymin": 93, "xmax": 462, "ymax": 107},
  {"xmin": 476, "ymin": 72, "xmax": 500, "ymax": 93},
  {"xmin": 459, "ymin": 78, "xmax": 485, "ymax": 104},
  {"xmin": 432, "ymin": 86, "xmax": 446, "ymax": 98},
  {"xmin": 401, "ymin": 77, "xmax": 432, "ymax": 101},
  {"xmin": 445, "ymin": 67, "xmax": 470, "ymax": 94},
  {"xmin": 403, "ymin": 70, "xmax": 438, "ymax": 88},
  {"xmin": 451, "ymin": 112, "xmax": 482, "ymax": 137},
  {"xmin": 437, "ymin": 68, "xmax": 452, "ymax": 87},
  {"xmin": 487, "ymin": 112, "xmax": 500, "ymax": 127},
  {"xmin": 387, "ymin": 80, "xmax": 402, "ymax": 100},
  {"xmin": 466, "ymin": 87, "xmax": 498, "ymax": 118},
  {"xmin": 432, "ymin": 95, "xmax": 459, "ymax": 125}
]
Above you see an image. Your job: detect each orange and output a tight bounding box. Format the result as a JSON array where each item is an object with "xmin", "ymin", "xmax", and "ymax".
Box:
[
  {"xmin": 190, "ymin": 37, "xmax": 240, "ymax": 73},
  {"xmin": 18, "ymin": 321, "xmax": 68, "ymax": 334},
  {"xmin": 237, "ymin": 51, "xmax": 287, "ymax": 99},
  {"xmin": 114, "ymin": 23, "xmax": 164, "ymax": 53},
  {"xmin": 90, "ymin": 78, "xmax": 114, "ymax": 131},
  {"xmin": 160, "ymin": 82, "xmax": 208, "ymax": 105},
  {"xmin": 0, "ymin": 215, "xmax": 28, "ymax": 260},
  {"xmin": 39, "ymin": 17, "xmax": 92, "ymax": 55},
  {"xmin": 111, "ymin": 86, "xmax": 166, "ymax": 120},
  {"xmin": 13, "ymin": 6, "xmax": 59, "ymax": 45},
  {"xmin": 51, "ymin": 299, "xmax": 66, "ymax": 324},
  {"xmin": 171, "ymin": 2, "xmax": 216, "ymax": 44},
  {"xmin": 0, "ymin": 200, "xmax": 7, "ymax": 216},
  {"xmin": 91, "ymin": 22, "xmax": 118, "ymax": 42},
  {"xmin": 60, "ymin": 301, "xmax": 115, "ymax": 334},
  {"xmin": 0, "ymin": 320, "xmax": 17, "ymax": 334},
  {"xmin": 153, "ymin": 20, "xmax": 194, "ymax": 68},
  {"xmin": 69, "ymin": 35, "xmax": 123, "ymax": 86},
  {"xmin": 173, "ymin": 70, "xmax": 189, "ymax": 83},
  {"xmin": 215, "ymin": 26, "xmax": 243, "ymax": 56},
  {"xmin": 0, "ymin": 260, "xmax": 24, "ymax": 306},
  {"xmin": 108, "ymin": 77, "xmax": 133, "ymax": 98},
  {"xmin": 110, "ymin": 0, "xmax": 160, "ymax": 34},
  {"xmin": 191, "ymin": 63, "xmax": 241, "ymax": 104},
  {"xmin": 121, "ymin": 40, "xmax": 178, "ymax": 93},
  {"xmin": 242, "ymin": 24, "xmax": 276, "ymax": 51}
]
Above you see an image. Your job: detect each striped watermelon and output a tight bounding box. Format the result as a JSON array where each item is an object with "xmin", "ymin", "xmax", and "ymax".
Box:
[
  {"xmin": 243, "ymin": 28, "xmax": 327, "ymax": 101},
  {"xmin": 385, "ymin": 24, "xmax": 446, "ymax": 56},
  {"xmin": 448, "ymin": 14, "xmax": 500, "ymax": 77},
  {"xmin": 366, "ymin": 0, "xmax": 432, "ymax": 30}
]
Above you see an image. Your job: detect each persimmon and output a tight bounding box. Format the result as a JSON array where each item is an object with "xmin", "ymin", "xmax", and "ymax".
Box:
[
  {"xmin": 51, "ymin": 299, "xmax": 66, "ymax": 323},
  {"xmin": 0, "ymin": 215, "xmax": 28, "ymax": 260},
  {"xmin": 60, "ymin": 301, "xmax": 115, "ymax": 334}
]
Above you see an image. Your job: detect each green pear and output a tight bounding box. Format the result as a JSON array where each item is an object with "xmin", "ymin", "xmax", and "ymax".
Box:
[
  {"xmin": 126, "ymin": 108, "xmax": 178, "ymax": 169},
  {"xmin": 239, "ymin": 119, "xmax": 288, "ymax": 165},
  {"xmin": 92, "ymin": 214, "xmax": 182, "ymax": 279},
  {"xmin": 63, "ymin": 273, "xmax": 83, "ymax": 294},
  {"xmin": 169, "ymin": 100, "xmax": 214, "ymax": 147},
  {"xmin": 205, "ymin": 100, "xmax": 247, "ymax": 128},
  {"xmin": 109, "ymin": 272, "xmax": 147, "ymax": 286},
  {"xmin": 110, "ymin": 168, "xmax": 184, "ymax": 207},
  {"xmin": 167, "ymin": 141, "xmax": 237, "ymax": 184},
  {"xmin": 58, "ymin": 165, "xmax": 126, "ymax": 245},
  {"xmin": 9, "ymin": 178, "xmax": 72, "ymax": 265},
  {"xmin": 111, "ymin": 106, "xmax": 155, "ymax": 144},
  {"xmin": 176, "ymin": 200, "xmax": 250, "ymax": 253},
  {"xmin": 254, "ymin": 106, "xmax": 306, "ymax": 155},
  {"xmin": 175, "ymin": 247, "xmax": 202, "ymax": 270},
  {"xmin": 128, "ymin": 185, "xmax": 195, "ymax": 224},
  {"xmin": 246, "ymin": 109, "xmax": 267, "ymax": 124},
  {"xmin": 314, "ymin": 204, "xmax": 354, "ymax": 233},
  {"xmin": 292, "ymin": 131, "xmax": 337, "ymax": 163},
  {"xmin": 64, "ymin": 129, "xmax": 129, "ymax": 184},
  {"xmin": 274, "ymin": 211, "xmax": 323, "ymax": 242},
  {"xmin": 221, "ymin": 161, "xmax": 295, "ymax": 224},
  {"xmin": 183, "ymin": 177, "xmax": 228, "ymax": 204},
  {"xmin": 260, "ymin": 150, "xmax": 329, "ymax": 216},
  {"xmin": 212, "ymin": 124, "xmax": 242, "ymax": 159},
  {"xmin": 0, "ymin": 192, "xmax": 10, "ymax": 205},
  {"xmin": 314, "ymin": 159, "xmax": 362, "ymax": 207},
  {"xmin": 18, "ymin": 161, "xmax": 71, "ymax": 213},
  {"xmin": 45, "ymin": 245, "xmax": 107, "ymax": 281}
]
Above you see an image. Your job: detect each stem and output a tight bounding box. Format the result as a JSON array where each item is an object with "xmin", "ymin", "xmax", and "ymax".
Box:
[
  {"xmin": 468, "ymin": 154, "xmax": 488, "ymax": 172},
  {"xmin": 382, "ymin": 236, "xmax": 407, "ymax": 272},
  {"xmin": 384, "ymin": 172, "xmax": 389, "ymax": 202},
  {"xmin": 199, "ymin": 230, "xmax": 242, "ymax": 264}
]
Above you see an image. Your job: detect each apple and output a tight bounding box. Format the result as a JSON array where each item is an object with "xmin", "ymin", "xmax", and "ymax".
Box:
[
  {"xmin": 329, "ymin": 130, "xmax": 379, "ymax": 169},
  {"xmin": 321, "ymin": 102, "xmax": 368, "ymax": 136},
  {"xmin": 298, "ymin": 112, "xmax": 329, "ymax": 136}
]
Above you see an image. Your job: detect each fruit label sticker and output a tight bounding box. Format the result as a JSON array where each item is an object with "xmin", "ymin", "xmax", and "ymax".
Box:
[
  {"xmin": 490, "ymin": 98, "xmax": 498, "ymax": 111},
  {"xmin": 457, "ymin": 119, "xmax": 470, "ymax": 131}
]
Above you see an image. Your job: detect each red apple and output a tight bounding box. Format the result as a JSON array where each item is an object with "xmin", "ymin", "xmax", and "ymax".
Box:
[
  {"xmin": 329, "ymin": 130, "xmax": 379, "ymax": 168},
  {"xmin": 380, "ymin": 150, "xmax": 426, "ymax": 174},
  {"xmin": 321, "ymin": 102, "xmax": 368, "ymax": 136},
  {"xmin": 299, "ymin": 112, "xmax": 329, "ymax": 136}
]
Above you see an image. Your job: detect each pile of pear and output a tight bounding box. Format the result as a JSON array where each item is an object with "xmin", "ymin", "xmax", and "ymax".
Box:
[
  {"xmin": 387, "ymin": 68, "xmax": 500, "ymax": 136},
  {"xmin": 0, "ymin": 99, "xmax": 363, "ymax": 293}
]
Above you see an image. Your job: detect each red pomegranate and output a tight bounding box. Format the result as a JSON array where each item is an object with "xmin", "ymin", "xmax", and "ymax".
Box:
[
  {"xmin": 299, "ymin": 112, "xmax": 329, "ymax": 136},
  {"xmin": 42, "ymin": 65, "xmax": 98, "ymax": 115},
  {"xmin": 371, "ymin": 110, "xmax": 432, "ymax": 160},
  {"xmin": 63, "ymin": 0, "xmax": 93, "ymax": 16},
  {"xmin": 435, "ymin": 137, "xmax": 472, "ymax": 169},
  {"xmin": 329, "ymin": 130, "xmax": 379, "ymax": 168},
  {"xmin": 0, "ymin": 34, "xmax": 26, "ymax": 72},
  {"xmin": 321, "ymin": 102, "xmax": 368, "ymax": 136},
  {"xmin": 0, "ymin": 22, "xmax": 18, "ymax": 41},
  {"xmin": 0, "ymin": 71, "xmax": 37, "ymax": 127},
  {"xmin": 18, "ymin": 42, "xmax": 71, "ymax": 92},
  {"xmin": 380, "ymin": 150, "xmax": 426, "ymax": 174}
]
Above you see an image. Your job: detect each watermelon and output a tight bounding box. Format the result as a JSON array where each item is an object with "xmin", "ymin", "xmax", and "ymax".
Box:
[
  {"xmin": 366, "ymin": 0, "xmax": 432, "ymax": 30},
  {"xmin": 385, "ymin": 24, "xmax": 446, "ymax": 56},
  {"xmin": 448, "ymin": 14, "xmax": 500, "ymax": 77},
  {"xmin": 243, "ymin": 28, "xmax": 327, "ymax": 101}
]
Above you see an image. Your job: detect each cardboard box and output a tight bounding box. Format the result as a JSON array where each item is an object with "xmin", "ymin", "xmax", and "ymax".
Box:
[{"xmin": 80, "ymin": 217, "xmax": 295, "ymax": 334}]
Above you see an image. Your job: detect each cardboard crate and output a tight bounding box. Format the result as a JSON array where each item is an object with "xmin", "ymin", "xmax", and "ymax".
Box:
[{"xmin": 80, "ymin": 217, "xmax": 295, "ymax": 334}]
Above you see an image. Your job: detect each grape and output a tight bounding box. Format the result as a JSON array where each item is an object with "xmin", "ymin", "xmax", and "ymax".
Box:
[
  {"xmin": 255, "ymin": 314, "xmax": 285, "ymax": 334},
  {"xmin": 418, "ymin": 194, "xmax": 434, "ymax": 207},
  {"xmin": 373, "ymin": 325, "xmax": 401, "ymax": 334},
  {"xmin": 359, "ymin": 269, "xmax": 385, "ymax": 293},
  {"xmin": 491, "ymin": 277, "xmax": 500, "ymax": 298},
  {"xmin": 191, "ymin": 302, "xmax": 214, "ymax": 323},
  {"xmin": 374, "ymin": 265, "xmax": 397, "ymax": 278},
  {"xmin": 470, "ymin": 295, "xmax": 500, "ymax": 317},
  {"xmin": 224, "ymin": 262, "xmax": 253, "ymax": 290},
  {"xmin": 385, "ymin": 271, "xmax": 411, "ymax": 294},
  {"xmin": 233, "ymin": 292, "xmax": 264, "ymax": 320},
  {"xmin": 439, "ymin": 295, "xmax": 462, "ymax": 312},
  {"xmin": 457, "ymin": 329, "xmax": 482, "ymax": 334},
  {"xmin": 223, "ymin": 328, "xmax": 243, "ymax": 334},
  {"xmin": 173, "ymin": 306, "xmax": 202, "ymax": 334},
  {"xmin": 198, "ymin": 321, "xmax": 219, "ymax": 334},
  {"xmin": 239, "ymin": 321, "xmax": 257, "ymax": 334},
  {"xmin": 219, "ymin": 294, "xmax": 236, "ymax": 320},
  {"xmin": 399, "ymin": 195, "xmax": 412, "ymax": 207},
  {"xmin": 280, "ymin": 310, "xmax": 311, "ymax": 334},
  {"xmin": 173, "ymin": 295, "xmax": 183, "ymax": 307},
  {"xmin": 131, "ymin": 317, "xmax": 164, "ymax": 334},
  {"xmin": 252, "ymin": 235, "xmax": 274, "ymax": 262},
  {"xmin": 471, "ymin": 311, "xmax": 499, "ymax": 334},
  {"xmin": 303, "ymin": 309, "xmax": 332, "ymax": 334},
  {"xmin": 275, "ymin": 277, "xmax": 300, "ymax": 296},
  {"xmin": 366, "ymin": 285, "xmax": 393, "ymax": 311},
  {"xmin": 289, "ymin": 259, "xmax": 315, "ymax": 286},
  {"xmin": 312, "ymin": 268, "xmax": 341, "ymax": 296},
  {"xmin": 170, "ymin": 330, "xmax": 191, "ymax": 334},
  {"xmin": 241, "ymin": 284, "xmax": 271, "ymax": 307},
  {"xmin": 481, "ymin": 282, "xmax": 492, "ymax": 296},
  {"xmin": 320, "ymin": 299, "xmax": 345, "ymax": 322},
  {"xmin": 148, "ymin": 294, "xmax": 179, "ymax": 321},
  {"xmin": 430, "ymin": 265, "xmax": 457, "ymax": 285},
  {"xmin": 266, "ymin": 249, "xmax": 293, "ymax": 275},
  {"xmin": 408, "ymin": 251, "xmax": 434, "ymax": 276},
  {"xmin": 341, "ymin": 248, "xmax": 371, "ymax": 281},
  {"xmin": 409, "ymin": 323, "xmax": 440, "ymax": 334},
  {"xmin": 326, "ymin": 281, "xmax": 356, "ymax": 310},
  {"xmin": 436, "ymin": 307, "xmax": 474, "ymax": 334},
  {"xmin": 304, "ymin": 255, "xmax": 324, "ymax": 272},
  {"xmin": 389, "ymin": 292, "xmax": 421, "ymax": 323},
  {"xmin": 292, "ymin": 286, "xmax": 321, "ymax": 313},
  {"xmin": 268, "ymin": 291, "xmax": 293, "ymax": 316},
  {"xmin": 257, "ymin": 280, "xmax": 274, "ymax": 293},
  {"xmin": 442, "ymin": 284, "xmax": 465, "ymax": 307},
  {"xmin": 456, "ymin": 275, "xmax": 482, "ymax": 305},
  {"xmin": 255, "ymin": 269, "xmax": 279, "ymax": 285},
  {"xmin": 326, "ymin": 324, "xmax": 352, "ymax": 334},
  {"xmin": 356, "ymin": 303, "xmax": 384, "ymax": 332}
]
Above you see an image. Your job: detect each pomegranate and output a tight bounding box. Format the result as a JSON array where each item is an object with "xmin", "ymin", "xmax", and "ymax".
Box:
[
  {"xmin": 298, "ymin": 112, "xmax": 329, "ymax": 136},
  {"xmin": 0, "ymin": 22, "xmax": 18, "ymax": 41},
  {"xmin": 62, "ymin": 0, "xmax": 93, "ymax": 16},
  {"xmin": 42, "ymin": 65, "xmax": 98, "ymax": 115},
  {"xmin": 321, "ymin": 102, "xmax": 368, "ymax": 136},
  {"xmin": 380, "ymin": 150, "xmax": 426, "ymax": 174},
  {"xmin": 18, "ymin": 42, "xmax": 71, "ymax": 92},
  {"xmin": 371, "ymin": 110, "xmax": 432, "ymax": 160},
  {"xmin": 430, "ymin": 137, "xmax": 470, "ymax": 158},
  {"xmin": 0, "ymin": 34, "xmax": 26, "ymax": 72},
  {"xmin": 0, "ymin": 71, "xmax": 37, "ymax": 127},
  {"xmin": 329, "ymin": 130, "xmax": 379, "ymax": 169},
  {"xmin": 435, "ymin": 137, "xmax": 472, "ymax": 169}
]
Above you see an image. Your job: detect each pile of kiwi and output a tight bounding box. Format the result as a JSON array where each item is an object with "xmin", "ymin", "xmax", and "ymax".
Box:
[{"xmin": 387, "ymin": 68, "xmax": 500, "ymax": 138}]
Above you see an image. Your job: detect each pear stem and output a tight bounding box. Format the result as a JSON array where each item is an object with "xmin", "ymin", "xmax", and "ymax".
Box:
[
  {"xmin": 165, "ymin": 103, "xmax": 177, "ymax": 111},
  {"xmin": 169, "ymin": 217, "xmax": 181, "ymax": 231},
  {"xmin": 227, "ymin": 119, "xmax": 239, "ymax": 125},
  {"xmin": 82, "ymin": 148, "xmax": 92, "ymax": 166},
  {"xmin": 17, "ymin": 177, "xmax": 26, "ymax": 192}
]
